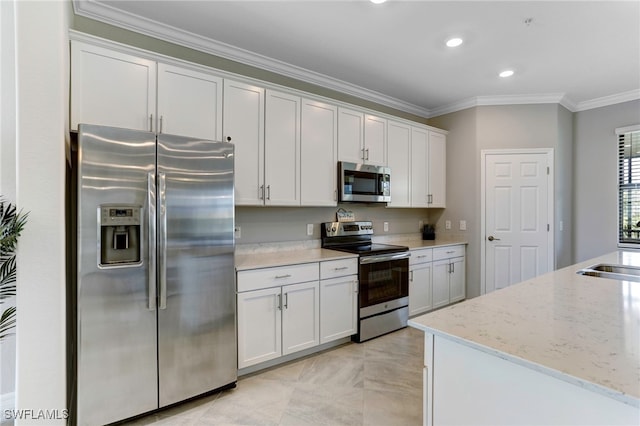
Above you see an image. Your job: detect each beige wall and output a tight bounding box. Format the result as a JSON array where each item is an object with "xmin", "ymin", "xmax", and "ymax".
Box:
[
  {"xmin": 573, "ymin": 100, "xmax": 640, "ymax": 262},
  {"xmin": 429, "ymin": 103, "xmax": 574, "ymax": 298},
  {"xmin": 236, "ymin": 205, "xmax": 433, "ymax": 244}
]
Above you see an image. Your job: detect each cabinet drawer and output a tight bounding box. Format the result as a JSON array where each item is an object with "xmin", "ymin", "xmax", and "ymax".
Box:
[
  {"xmin": 433, "ymin": 245, "xmax": 465, "ymax": 261},
  {"xmin": 237, "ymin": 263, "xmax": 319, "ymax": 292},
  {"xmin": 320, "ymin": 258, "xmax": 358, "ymax": 279},
  {"xmin": 410, "ymin": 248, "xmax": 433, "ymax": 265}
]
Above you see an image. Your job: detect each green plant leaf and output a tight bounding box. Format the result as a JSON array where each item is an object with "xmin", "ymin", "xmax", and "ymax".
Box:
[
  {"xmin": 0, "ymin": 306, "xmax": 16, "ymax": 340},
  {"xmin": 0, "ymin": 197, "xmax": 28, "ymax": 341}
]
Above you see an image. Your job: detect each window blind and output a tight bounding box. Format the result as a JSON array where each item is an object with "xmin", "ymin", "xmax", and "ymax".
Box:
[{"xmin": 618, "ymin": 129, "xmax": 640, "ymax": 245}]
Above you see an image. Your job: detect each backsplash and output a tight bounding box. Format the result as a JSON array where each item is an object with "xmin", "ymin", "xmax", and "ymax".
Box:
[{"xmin": 235, "ymin": 204, "xmax": 436, "ymax": 244}]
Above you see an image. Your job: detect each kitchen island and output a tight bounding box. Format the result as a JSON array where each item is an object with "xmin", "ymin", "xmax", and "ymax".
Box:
[{"xmin": 409, "ymin": 250, "xmax": 640, "ymax": 426}]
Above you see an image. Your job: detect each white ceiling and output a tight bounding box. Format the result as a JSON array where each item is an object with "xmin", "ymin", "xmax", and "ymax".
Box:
[{"xmin": 75, "ymin": 0, "xmax": 640, "ymax": 117}]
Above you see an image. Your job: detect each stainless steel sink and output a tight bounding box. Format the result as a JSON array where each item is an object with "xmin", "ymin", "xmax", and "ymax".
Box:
[{"xmin": 576, "ymin": 263, "xmax": 640, "ymax": 282}]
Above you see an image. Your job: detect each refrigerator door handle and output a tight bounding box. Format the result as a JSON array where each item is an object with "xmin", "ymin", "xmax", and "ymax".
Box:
[
  {"xmin": 148, "ymin": 172, "xmax": 157, "ymax": 311},
  {"xmin": 158, "ymin": 172, "xmax": 168, "ymax": 310}
]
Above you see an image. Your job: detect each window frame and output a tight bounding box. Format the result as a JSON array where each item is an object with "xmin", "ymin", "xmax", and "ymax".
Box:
[{"xmin": 617, "ymin": 124, "xmax": 640, "ymax": 248}]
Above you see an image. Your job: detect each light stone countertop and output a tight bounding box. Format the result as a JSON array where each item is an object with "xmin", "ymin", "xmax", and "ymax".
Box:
[
  {"xmin": 235, "ymin": 248, "xmax": 357, "ymax": 271},
  {"xmin": 409, "ymin": 250, "xmax": 640, "ymax": 408},
  {"xmin": 234, "ymin": 234, "xmax": 467, "ymax": 271}
]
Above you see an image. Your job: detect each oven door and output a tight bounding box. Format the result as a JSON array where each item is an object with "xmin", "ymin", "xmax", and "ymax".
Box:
[{"xmin": 358, "ymin": 252, "xmax": 409, "ymax": 310}]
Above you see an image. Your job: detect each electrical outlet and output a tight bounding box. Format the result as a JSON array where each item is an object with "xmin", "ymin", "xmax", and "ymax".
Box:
[
  {"xmin": 419, "ymin": 220, "xmax": 424, "ymax": 231},
  {"xmin": 306, "ymin": 223, "xmax": 314, "ymax": 236},
  {"xmin": 459, "ymin": 220, "xmax": 467, "ymax": 231},
  {"xmin": 445, "ymin": 220, "xmax": 451, "ymax": 230},
  {"xmin": 383, "ymin": 222, "xmax": 389, "ymax": 232},
  {"xmin": 234, "ymin": 226, "xmax": 241, "ymax": 239}
]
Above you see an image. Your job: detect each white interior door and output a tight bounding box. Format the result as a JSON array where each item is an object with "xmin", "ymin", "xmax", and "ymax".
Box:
[{"xmin": 482, "ymin": 150, "xmax": 554, "ymax": 294}]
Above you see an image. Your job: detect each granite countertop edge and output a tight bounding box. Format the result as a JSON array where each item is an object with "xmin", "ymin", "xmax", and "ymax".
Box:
[
  {"xmin": 408, "ymin": 319, "xmax": 640, "ymax": 409},
  {"xmin": 408, "ymin": 249, "xmax": 640, "ymax": 409}
]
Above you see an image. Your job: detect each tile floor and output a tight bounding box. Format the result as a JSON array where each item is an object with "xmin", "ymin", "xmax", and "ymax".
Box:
[{"xmin": 124, "ymin": 327, "xmax": 424, "ymax": 426}]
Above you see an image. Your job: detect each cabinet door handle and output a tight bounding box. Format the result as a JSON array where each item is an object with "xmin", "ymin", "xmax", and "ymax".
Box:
[
  {"xmin": 259, "ymin": 185, "xmax": 265, "ymax": 200},
  {"xmin": 275, "ymin": 274, "xmax": 292, "ymax": 279},
  {"xmin": 149, "ymin": 114, "xmax": 153, "ymax": 132},
  {"xmin": 365, "ymin": 148, "xmax": 369, "ymax": 160},
  {"xmin": 284, "ymin": 292, "xmax": 288, "ymax": 309},
  {"xmin": 159, "ymin": 115, "xmax": 163, "ymax": 134},
  {"xmin": 334, "ymin": 266, "xmax": 349, "ymax": 271},
  {"xmin": 277, "ymin": 293, "xmax": 282, "ymax": 310},
  {"xmin": 353, "ymin": 280, "xmax": 359, "ymax": 293},
  {"xmin": 361, "ymin": 148, "xmax": 365, "ymax": 160},
  {"xmin": 410, "ymin": 270, "xmax": 414, "ymax": 282},
  {"xmin": 266, "ymin": 185, "xmax": 271, "ymax": 200}
]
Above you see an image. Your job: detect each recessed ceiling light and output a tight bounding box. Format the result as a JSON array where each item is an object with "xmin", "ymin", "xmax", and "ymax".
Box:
[
  {"xmin": 446, "ymin": 38, "xmax": 463, "ymax": 48},
  {"xmin": 499, "ymin": 70, "xmax": 514, "ymax": 78},
  {"xmin": 370, "ymin": 0, "xmax": 387, "ymax": 4}
]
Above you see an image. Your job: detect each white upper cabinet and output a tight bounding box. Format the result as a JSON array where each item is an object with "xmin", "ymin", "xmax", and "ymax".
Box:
[
  {"xmin": 223, "ymin": 79, "xmax": 265, "ymax": 206},
  {"xmin": 338, "ymin": 107, "xmax": 365, "ymax": 164},
  {"xmin": 301, "ymin": 99, "xmax": 338, "ymax": 206},
  {"xmin": 71, "ymin": 41, "xmax": 156, "ymax": 131},
  {"xmin": 71, "ymin": 37, "xmax": 448, "ymax": 210},
  {"xmin": 157, "ymin": 63, "xmax": 222, "ymax": 140},
  {"xmin": 338, "ymin": 108, "xmax": 387, "ymax": 166},
  {"xmin": 364, "ymin": 114, "xmax": 387, "ymax": 166},
  {"xmin": 387, "ymin": 121, "xmax": 444, "ymax": 209},
  {"xmin": 428, "ymin": 131, "xmax": 447, "ymax": 208},
  {"xmin": 387, "ymin": 120, "xmax": 412, "ymax": 207},
  {"xmin": 411, "ymin": 127, "xmax": 430, "ymax": 208},
  {"xmin": 265, "ymin": 90, "xmax": 301, "ymax": 206},
  {"xmin": 71, "ymin": 41, "xmax": 224, "ymax": 141}
]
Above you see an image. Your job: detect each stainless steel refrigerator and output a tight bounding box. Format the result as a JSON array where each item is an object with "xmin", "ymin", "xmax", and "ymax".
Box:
[{"xmin": 70, "ymin": 124, "xmax": 236, "ymax": 425}]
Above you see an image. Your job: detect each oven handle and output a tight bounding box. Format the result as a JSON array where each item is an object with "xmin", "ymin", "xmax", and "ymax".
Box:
[{"xmin": 360, "ymin": 251, "xmax": 411, "ymax": 264}]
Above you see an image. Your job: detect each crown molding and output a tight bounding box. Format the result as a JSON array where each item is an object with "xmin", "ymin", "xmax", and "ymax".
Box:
[
  {"xmin": 428, "ymin": 93, "xmax": 573, "ymax": 118},
  {"xmin": 72, "ymin": 0, "xmax": 432, "ymax": 118},
  {"xmin": 72, "ymin": 1, "xmax": 639, "ymax": 120},
  {"xmin": 574, "ymin": 89, "xmax": 640, "ymax": 112}
]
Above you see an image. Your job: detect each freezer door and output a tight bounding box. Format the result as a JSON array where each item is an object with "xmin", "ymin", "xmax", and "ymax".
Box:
[
  {"xmin": 76, "ymin": 125, "xmax": 158, "ymax": 426},
  {"xmin": 157, "ymin": 134, "xmax": 236, "ymax": 407}
]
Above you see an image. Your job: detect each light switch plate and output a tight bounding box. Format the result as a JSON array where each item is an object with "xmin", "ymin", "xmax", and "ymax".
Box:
[
  {"xmin": 459, "ymin": 220, "xmax": 467, "ymax": 231},
  {"xmin": 383, "ymin": 222, "xmax": 389, "ymax": 232},
  {"xmin": 445, "ymin": 220, "xmax": 451, "ymax": 230},
  {"xmin": 234, "ymin": 226, "xmax": 241, "ymax": 239},
  {"xmin": 306, "ymin": 223, "xmax": 314, "ymax": 236}
]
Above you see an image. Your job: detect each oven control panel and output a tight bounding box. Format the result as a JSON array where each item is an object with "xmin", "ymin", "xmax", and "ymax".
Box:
[{"xmin": 322, "ymin": 221, "xmax": 374, "ymax": 237}]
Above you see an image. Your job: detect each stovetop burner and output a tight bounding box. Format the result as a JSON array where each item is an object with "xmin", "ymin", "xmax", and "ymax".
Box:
[
  {"xmin": 329, "ymin": 243, "xmax": 409, "ymax": 256},
  {"xmin": 320, "ymin": 221, "xmax": 408, "ymax": 255}
]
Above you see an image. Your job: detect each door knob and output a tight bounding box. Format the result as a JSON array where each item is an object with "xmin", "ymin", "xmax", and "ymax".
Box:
[{"xmin": 488, "ymin": 235, "xmax": 500, "ymax": 241}]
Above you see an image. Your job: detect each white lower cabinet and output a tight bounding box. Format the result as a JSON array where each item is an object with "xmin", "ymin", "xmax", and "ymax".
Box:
[
  {"xmin": 409, "ymin": 248, "xmax": 433, "ymax": 316},
  {"xmin": 319, "ymin": 258, "xmax": 358, "ymax": 343},
  {"xmin": 281, "ymin": 281, "xmax": 320, "ymax": 355},
  {"xmin": 237, "ymin": 263, "xmax": 319, "ymax": 369},
  {"xmin": 237, "ymin": 287, "xmax": 282, "ymax": 368},
  {"xmin": 432, "ymin": 245, "xmax": 466, "ymax": 309},
  {"xmin": 237, "ymin": 258, "xmax": 359, "ymax": 370}
]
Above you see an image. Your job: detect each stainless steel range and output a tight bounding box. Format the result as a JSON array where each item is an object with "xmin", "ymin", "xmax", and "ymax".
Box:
[{"xmin": 321, "ymin": 221, "xmax": 410, "ymax": 342}]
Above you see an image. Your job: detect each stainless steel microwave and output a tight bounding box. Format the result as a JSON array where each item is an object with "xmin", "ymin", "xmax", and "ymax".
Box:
[{"xmin": 338, "ymin": 161, "xmax": 391, "ymax": 203}]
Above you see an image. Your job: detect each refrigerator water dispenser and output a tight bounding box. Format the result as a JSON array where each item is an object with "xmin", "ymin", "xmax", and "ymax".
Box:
[{"xmin": 99, "ymin": 205, "xmax": 142, "ymax": 266}]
